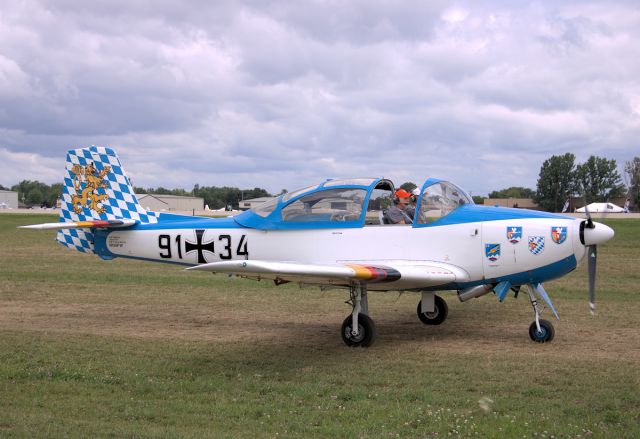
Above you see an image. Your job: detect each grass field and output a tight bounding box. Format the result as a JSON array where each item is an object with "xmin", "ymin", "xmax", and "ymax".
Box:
[{"xmin": 1, "ymin": 213, "xmax": 638, "ymax": 438}]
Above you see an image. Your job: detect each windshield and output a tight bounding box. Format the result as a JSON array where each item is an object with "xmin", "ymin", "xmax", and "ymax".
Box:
[
  {"xmin": 416, "ymin": 181, "xmax": 473, "ymax": 224},
  {"xmin": 252, "ymin": 196, "xmax": 279, "ymax": 218}
]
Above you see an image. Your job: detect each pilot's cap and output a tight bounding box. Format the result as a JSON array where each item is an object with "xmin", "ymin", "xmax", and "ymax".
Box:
[{"xmin": 395, "ymin": 189, "xmax": 412, "ymax": 199}]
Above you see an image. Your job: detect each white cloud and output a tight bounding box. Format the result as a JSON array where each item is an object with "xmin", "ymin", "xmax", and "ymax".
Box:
[
  {"xmin": 0, "ymin": 1, "xmax": 638, "ymax": 195},
  {"xmin": 0, "ymin": 147, "xmax": 60, "ymax": 187}
]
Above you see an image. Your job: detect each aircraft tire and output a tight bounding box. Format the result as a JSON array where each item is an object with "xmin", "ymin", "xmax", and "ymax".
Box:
[
  {"xmin": 528, "ymin": 319, "xmax": 555, "ymax": 343},
  {"xmin": 341, "ymin": 313, "xmax": 377, "ymax": 347},
  {"xmin": 417, "ymin": 295, "xmax": 448, "ymax": 325}
]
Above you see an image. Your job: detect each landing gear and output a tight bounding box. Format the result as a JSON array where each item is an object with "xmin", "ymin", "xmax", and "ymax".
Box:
[
  {"xmin": 341, "ymin": 313, "xmax": 377, "ymax": 347},
  {"xmin": 526, "ymin": 284, "xmax": 556, "ymax": 343},
  {"xmin": 341, "ymin": 281, "xmax": 377, "ymax": 347},
  {"xmin": 529, "ymin": 319, "xmax": 555, "ymax": 343},
  {"xmin": 417, "ymin": 294, "xmax": 448, "ymax": 325}
]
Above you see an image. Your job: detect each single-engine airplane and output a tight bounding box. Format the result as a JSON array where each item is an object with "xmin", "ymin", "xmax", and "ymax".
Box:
[{"xmin": 21, "ymin": 147, "xmax": 615, "ymax": 347}]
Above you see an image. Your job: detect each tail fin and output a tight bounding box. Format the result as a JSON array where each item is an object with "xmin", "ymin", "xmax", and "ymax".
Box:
[{"xmin": 57, "ymin": 146, "xmax": 158, "ymax": 253}]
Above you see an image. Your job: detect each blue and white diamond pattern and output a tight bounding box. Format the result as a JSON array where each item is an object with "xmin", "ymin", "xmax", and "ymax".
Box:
[
  {"xmin": 57, "ymin": 146, "xmax": 158, "ymax": 253},
  {"xmin": 528, "ymin": 236, "xmax": 545, "ymax": 255}
]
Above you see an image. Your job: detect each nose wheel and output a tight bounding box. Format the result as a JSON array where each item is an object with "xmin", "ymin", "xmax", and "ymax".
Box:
[
  {"xmin": 526, "ymin": 284, "xmax": 558, "ymax": 343},
  {"xmin": 417, "ymin": 294, "xmax": 448, "ymax": 325},
  {"xmin": 529, "ymin": 319, "xmax": 555, "ymax": 343}
]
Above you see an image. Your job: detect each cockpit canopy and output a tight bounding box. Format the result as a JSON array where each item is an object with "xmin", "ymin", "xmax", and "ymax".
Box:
[
  {"xmin": 414, "ymin": 179, "xmax": 474, "ymax": 224},
  {"xmin": 234, "ymin": 177, "xmax": 473, "ymax": 230}
]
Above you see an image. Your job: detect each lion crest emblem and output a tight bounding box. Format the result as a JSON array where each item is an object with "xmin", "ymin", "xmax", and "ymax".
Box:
[{"xmin": 70, "ymin": 162, "xmax": 111, "ymax": 214}]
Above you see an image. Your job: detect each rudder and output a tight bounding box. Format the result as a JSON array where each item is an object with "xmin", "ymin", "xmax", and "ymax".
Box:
[{"xmin": 57, "ymin": 146, "xmax": 158, "ymax": 253}]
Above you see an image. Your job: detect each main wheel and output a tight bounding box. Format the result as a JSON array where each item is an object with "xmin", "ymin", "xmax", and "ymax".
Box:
[
  {"xmin": 529, "ymin": 319, "xmax": 555, "ymax": 343},
  {"xmin": 341, "ymin": 313, "xmax": 377, "ymax": 347},
  {"xmin": 417, "ymin": 295, "xmax": 448, "ymax": 325}
]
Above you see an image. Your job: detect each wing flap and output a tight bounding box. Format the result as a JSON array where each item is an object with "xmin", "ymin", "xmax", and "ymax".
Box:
[{"xmin": 187, "ymin": 260, "xmax": 355, "ymax": 279}]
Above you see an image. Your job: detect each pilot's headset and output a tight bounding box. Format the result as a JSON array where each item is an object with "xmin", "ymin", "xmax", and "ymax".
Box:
[{"xmin": 411, "ymin": 188, "xmax": 420, "ymax": 204}]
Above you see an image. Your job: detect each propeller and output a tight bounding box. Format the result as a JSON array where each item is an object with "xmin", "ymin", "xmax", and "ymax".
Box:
[
  {"xmin": 583, "ymin": 195, "xmax": 594, "ymax": 229},
  {"xmin": 581, "ymin": 191, "xmax": 597, "ymax": 314},
  {"xmin": 587, "ymin": 244, "xmax": 596, "ymax": 315}
]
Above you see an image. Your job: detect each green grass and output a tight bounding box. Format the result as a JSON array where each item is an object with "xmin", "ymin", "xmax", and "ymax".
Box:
[{"xmin": 1, "ymin": 213, "xmax": 639, "ymax": 438}]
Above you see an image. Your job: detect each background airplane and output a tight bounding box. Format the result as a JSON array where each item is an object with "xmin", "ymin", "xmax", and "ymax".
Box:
[
  {"xmin": 576, "ymin": 202, "xmax": 624, "ymax": 213},
  {"xmin": 21, "ymin": 147, "xmax": 615, "ymax": 347}
]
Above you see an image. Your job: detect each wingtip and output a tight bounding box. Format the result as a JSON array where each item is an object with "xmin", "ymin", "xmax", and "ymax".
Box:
[{"xmin": 17, "ymin": 224, "xmax": 51, "ymax": 230}]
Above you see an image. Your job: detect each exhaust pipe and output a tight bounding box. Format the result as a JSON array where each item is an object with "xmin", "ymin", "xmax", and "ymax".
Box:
[{"xmin": 458, "ymin": 284, "xmax": 494, "ymax": 302}]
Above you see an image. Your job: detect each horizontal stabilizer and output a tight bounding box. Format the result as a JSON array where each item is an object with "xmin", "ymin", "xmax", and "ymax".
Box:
[{"xmin": 18, "ymin": 219, "xmax": 137, "ymax": 230}]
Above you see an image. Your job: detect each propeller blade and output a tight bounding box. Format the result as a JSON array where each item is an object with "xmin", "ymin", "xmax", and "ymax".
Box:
[
  {"xmin": 583, "ymin": 190, "xmax": 594, "ymax": 229},
  {"xmin": 588, "ymin": 244, "xmax": 597, "ymax": 315}
]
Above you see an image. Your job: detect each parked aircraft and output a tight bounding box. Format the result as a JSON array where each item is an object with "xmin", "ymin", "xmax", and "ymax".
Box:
[
  {"xmin": 576, "ymin": 202, "xmax": 624, "ymax": 213},
  {"xmin": 20, "ymin": 147, "xmax": 615, "ymax": 347}
]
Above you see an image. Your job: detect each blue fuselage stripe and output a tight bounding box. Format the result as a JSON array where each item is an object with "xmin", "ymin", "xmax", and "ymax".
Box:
[{"xmin": 421, "ymin": 255, "xmax": 578, "ymax": 292}]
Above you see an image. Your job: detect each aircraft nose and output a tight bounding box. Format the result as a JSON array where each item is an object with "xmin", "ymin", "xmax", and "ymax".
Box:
[{"xmin": 582, "ymin": 221, "xmax": 615, "ymax": 246}]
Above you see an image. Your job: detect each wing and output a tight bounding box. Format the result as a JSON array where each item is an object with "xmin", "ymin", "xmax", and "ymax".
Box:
[{"xmin": 187, "ymin": 259, "xmax": 469, "ymax": 289}]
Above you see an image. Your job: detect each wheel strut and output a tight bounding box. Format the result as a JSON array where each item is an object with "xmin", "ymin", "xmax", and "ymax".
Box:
[
  {"xmin": 342, "ymin": 281, "xmax": 376, "ymax": 347},
  {"xmin": 349, "ymin": 281, "xmax": 368, "ymax": 337},
  {"xmin": 526, "ymin": 284, "xmax": 555, "ymax": 343}
]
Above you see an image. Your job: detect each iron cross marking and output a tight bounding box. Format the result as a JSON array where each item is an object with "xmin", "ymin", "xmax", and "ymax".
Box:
[{"xmin": 185, "ymin": 229, "xmax": 215, "ymax": 263}]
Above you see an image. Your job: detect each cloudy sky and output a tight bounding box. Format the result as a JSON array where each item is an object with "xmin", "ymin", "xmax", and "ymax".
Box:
[{"xmin": 1, "ymin": 0, "xmax": 639, "ymax": 196}]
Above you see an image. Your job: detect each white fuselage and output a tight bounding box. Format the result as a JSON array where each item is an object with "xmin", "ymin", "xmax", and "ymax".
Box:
[{"xmin": 101, "ymin": 216, "xmax": 584, "ymax": 290}]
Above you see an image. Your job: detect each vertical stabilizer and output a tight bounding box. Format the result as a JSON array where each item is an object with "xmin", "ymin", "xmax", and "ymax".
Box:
[{"xmin": 57, "ymin": 146, "xmax": 158, "ymax": 253}]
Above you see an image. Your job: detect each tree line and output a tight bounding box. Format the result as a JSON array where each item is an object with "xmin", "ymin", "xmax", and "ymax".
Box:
[
  {"xmin": 133, "ymin": 185, "xmax": 271, "ymax": 210},
  {"xmin": 487, "ymin": 155, "xmax": 638, "ymax": 212},
  {"xmin": 398, "ymin": 154, "xmax": 636, "ymax": 212},
  {"xmin": 4, "ymin": 154, "xmax": 639, "ymax": 212},
  {"xmin": 2, "ymin": 181, "xmax": 63, "ymax": 207},
  {"xmin": 533, "ymin": 154, "xmax": 635, "ymax": 212},
  {"xmin": 3, "ymin": 181, "xmax": 272, "ymax": 210}
]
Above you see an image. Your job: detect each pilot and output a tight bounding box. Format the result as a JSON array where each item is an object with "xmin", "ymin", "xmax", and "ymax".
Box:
[
  {"xmin": 406, "ymin": 188, "xmax": 420, "ymax": 220},
  {"xmin": 387, "ymin": 189, "xmax": 413, "ymax": 224}
]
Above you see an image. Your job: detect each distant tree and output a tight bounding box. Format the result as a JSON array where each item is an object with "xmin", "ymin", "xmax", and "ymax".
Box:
[
  {"xmin": 244, "ymin": 187, "xmax": 270, "ymax": 200},
  {"xmin": 11, "ymin": 180, "xmax": 52, "ymax": 207},
  {"xmin": 0, "ymin": 184, "xmax": 7, "ymax": 190},
  {"xmin": 488, "ymin": 187, "xmax": 535, "ymax": 199},
  {"xmin": 400, "ymin": 182, "xmax": 418, "ymax": 192},
  {"xmin": 534, "ymin": 153, "xmax": 577, "ymax": 212},
  {"xmin": 6, "ymin": 179, "xmax": 271, "ymax": 210},
  {"xmin": 190, "ymin": 185, "xmax": 271, "ymax": 209},
  {"xmin": 575, "ymin": 156, "xmax": 625, "ymax": 202},
  {"xmin": 624, "ymin": 157, "xmax": 640, "ymax": 209},
  {"xmin": 142, "ymin": 187, "xmax": 190, "ymax": 196},
  {"xmin": 135, "ymin": 187, "xmax": 193, "ymax": 197},
  {"xmin": 471, "ymin": 195, "xmax": 485, "ymax": 205},
  {"xmin": 48, "ymin": 183, "xmax": 63, "ymax": 206},
  {"xmin": 25, "ymin": 187, "xmax": 44, "ymax": 205}
]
